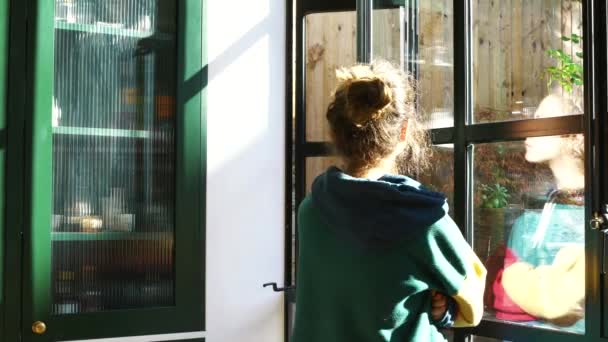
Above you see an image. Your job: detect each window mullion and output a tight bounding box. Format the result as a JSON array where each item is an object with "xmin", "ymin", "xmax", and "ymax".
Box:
[
  {"xmin": 356, "ymin": 0, "xmax": 373, "ymax": 63},
  {"xmin": 453, "ymin": 0, "xmax": 471, "ymax": 236}
]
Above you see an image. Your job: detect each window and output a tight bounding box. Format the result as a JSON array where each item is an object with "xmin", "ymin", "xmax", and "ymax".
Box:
[{"xmin": 291, "ymin": 0, "xmax": 601, "ymax": 341}]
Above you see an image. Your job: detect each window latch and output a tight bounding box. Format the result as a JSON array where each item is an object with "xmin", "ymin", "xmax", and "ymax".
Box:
[
  {"xmin": 264, "ymin": 282, "xmax": 296, "ymax": 302},
  {"xmin": 263, "ymin": 282, "xmax": 295, "ymax": 292},
  {"xmin": 597, "ymin": 205, "xmax": 608, "ymax": 274},
  {"xmin": 591, "ymin": 211, "xmax": 606, "ymax": 230}
]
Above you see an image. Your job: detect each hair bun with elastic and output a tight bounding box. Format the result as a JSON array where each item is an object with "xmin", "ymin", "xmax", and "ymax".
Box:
[{"xmin": 345, "ymin": 78, "xmax": 393, "ymax": 126}]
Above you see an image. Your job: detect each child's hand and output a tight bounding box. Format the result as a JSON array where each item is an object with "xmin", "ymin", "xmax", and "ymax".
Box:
[{"xmin": 431, "ymin": 290, "xmax": 448, "ymax": 321}]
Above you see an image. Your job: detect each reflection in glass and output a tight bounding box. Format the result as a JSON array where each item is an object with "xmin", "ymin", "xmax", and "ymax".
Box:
[
  {"xmin": 472, "ymin": 0, "xmax": 583, "ymax": 123},
  {"xmin": 474, "ymin": 134, "xmax": 585, "ymax": 334},
  {"xmin": 52, "ymin": 0, "xmax": 176, "ymax": 314},
  {"xmin": 373, "ymin": 1, "xmax": 454, "ymax": 129},
  {"xmin": 415, "ymin": 144, "xmax": 454, "ymax": 214},
  {"xmin": 440, "ymin": 329, "xmax": 453, "ymax": 342},
  {"xmin": 472, "ymin": 336, "xmax": 512, "ymax": 342},
  {"xmin": 305, "ymin": 12, "xmax": 356, "ymax": 142}
]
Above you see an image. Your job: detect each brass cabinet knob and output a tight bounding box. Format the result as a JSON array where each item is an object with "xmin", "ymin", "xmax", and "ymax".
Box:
[{"xmin": 32, "ymin": 321, "xmax": 47, "ymax": 335}]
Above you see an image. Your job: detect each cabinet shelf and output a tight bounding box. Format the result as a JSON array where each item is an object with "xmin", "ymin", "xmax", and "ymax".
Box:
[
  {"xmin": 53, "ymin": 126, "xmax": 150, "ymax": 138},
  {"xmin": 55, "ymin": 20, "xmax": 172, "ymax": 40},
  {"xmin": 52, "ymin": 232, "xmax": 173, "ymax": 241}
]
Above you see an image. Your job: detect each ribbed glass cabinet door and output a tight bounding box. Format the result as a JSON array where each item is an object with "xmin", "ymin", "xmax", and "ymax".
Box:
[
  {"xmin": 52, "ymin": 0, "xmax": 176, "ymax": 314},
  {"xmin": 23, "ymin": 0, "xmax": 204, "ymax": 340}
]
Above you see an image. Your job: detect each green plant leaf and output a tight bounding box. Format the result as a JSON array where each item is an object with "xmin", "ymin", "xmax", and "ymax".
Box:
[
  {"xmin": 546, "ymin": 49, "xmax": 560, "ymax": 58},
  {"xmin": 544, "ymin": 33, "xmax": 583, "ymax": 93}
]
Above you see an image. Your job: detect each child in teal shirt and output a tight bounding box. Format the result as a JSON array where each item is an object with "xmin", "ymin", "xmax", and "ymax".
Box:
[{"xmin": 493, "ymin": 94, "xmax": 585, "ymax": 333}]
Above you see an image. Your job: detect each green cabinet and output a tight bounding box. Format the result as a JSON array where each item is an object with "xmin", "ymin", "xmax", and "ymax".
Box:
[{"xmin": 2, "ymin": 0, "xmax": 206, "ymax": 341}]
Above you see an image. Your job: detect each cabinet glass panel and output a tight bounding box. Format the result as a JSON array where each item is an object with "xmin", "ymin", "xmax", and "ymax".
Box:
[
  {"xmin": 473, "ymin": 137, "xmax": 585, "ymax": 334},
  {"xmin": 372, "ymin": 0, "xmax": 454, "ymax": 129},
  {"xmin": 472, "ymin": 0, "xmax": 583, "ymax": 123},
  {"xmin": 305, "ymin": 12, "xmax": 356, "ymax": 142},
  {"xmin": 52, "ymin": 0, "xmax": 177, "ymax": 314}
]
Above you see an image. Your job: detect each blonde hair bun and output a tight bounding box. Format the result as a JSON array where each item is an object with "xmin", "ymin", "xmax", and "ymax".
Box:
[{"xmin": 345, "ymin": 78, "xmax": 393, "ymax": 126}]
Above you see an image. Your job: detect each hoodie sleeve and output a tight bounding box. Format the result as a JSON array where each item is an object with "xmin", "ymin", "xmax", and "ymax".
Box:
[{"xmin": 413, "ymin": 216, "xmax": 487, "ymax": 327}]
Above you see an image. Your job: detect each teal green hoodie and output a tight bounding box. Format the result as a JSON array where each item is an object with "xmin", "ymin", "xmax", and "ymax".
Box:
[{"xmin": 292, "ymin": 167, "xmax": 486, "ymax": 342}]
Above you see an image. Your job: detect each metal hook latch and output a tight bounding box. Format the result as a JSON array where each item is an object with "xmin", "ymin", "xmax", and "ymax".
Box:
[{"xmin": 263, "ymin": 282, "xmax": 295, "ymax": 292}]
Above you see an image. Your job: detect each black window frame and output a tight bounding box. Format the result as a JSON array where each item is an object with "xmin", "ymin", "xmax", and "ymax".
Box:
[{"xmin": 286, "ymin": 0, "xmax": 608, "ymax": 341}]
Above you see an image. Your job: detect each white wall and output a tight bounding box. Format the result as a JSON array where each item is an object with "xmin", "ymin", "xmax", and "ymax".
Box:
[
  {"xmin": 67, "ymin": 0, "xmax": 286, "ymax": 341},
  {"xmin": 205, "ymin": 0, "xmax": 286, "ymax": 341}
]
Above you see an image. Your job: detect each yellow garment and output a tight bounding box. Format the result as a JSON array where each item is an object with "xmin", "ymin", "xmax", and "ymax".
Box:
[{"xmin": 502, "ymin": 245, "xmax": 584, "ymax": 320}]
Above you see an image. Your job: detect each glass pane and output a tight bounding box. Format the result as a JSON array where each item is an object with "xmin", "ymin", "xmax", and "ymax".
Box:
[
  {"xmin": 52, "ymin": 0, "xmax": 176, "ymax": 314},
  {"xmin": 474, "ymin": 138, "xmax": 585, "ymax": 334},
  {"xmin": 305, "ymin": 146, "xmax": 453, "ymax": 209},
  {"xmin": 440, "ymin": 329, "xmax": 453, "ymax": 341},
  {"xmin": 305, "ymin": 156, "xmax": 342, "ymax": 194},
  {"xmin": 472, "ymin": 0, "xmax": 583, "ymax": 123},
  {"xmin": 305, "ymin": 12, "xmax": 356, "ymax": 142},
  {"xmin": 472, "ymin": 336, "xmax": 512, "ymax": 342},
  {"xmin": 416, "ymin": 144, "xmax": 454, "ymax": 214},
  {"xmin": 373, "ymin": 1, "xmax": 454, "ymax": 129}
]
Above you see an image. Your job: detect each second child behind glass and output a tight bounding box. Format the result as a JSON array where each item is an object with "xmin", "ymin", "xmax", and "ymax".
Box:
[
  {"xmin": 292, "ymin": 61, "xmax": 487, "ymax": 342},
  {"xmin": 492, "ymin": 94, "xmax": 585, "ymax": 333}
]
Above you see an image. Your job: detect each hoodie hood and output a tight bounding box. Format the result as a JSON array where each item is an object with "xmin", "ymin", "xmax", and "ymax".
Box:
[{"xmin": 311, "ymin": 166, "xmax": 448, "ymax": 250}]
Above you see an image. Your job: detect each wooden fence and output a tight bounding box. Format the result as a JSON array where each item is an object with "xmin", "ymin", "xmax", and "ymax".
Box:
[
  {"xmin": 473, "ymin": 0, "xmax": 583, "ymax": 117},
  {"xmin": 304, "ymin": 0, "xmax": 583, "ymax": 141}
]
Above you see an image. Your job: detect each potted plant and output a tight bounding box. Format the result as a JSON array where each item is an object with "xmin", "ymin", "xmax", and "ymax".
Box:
[
  {"xmin": 474, "ymin": 183, "xmax": 509, "ymax": 258},
  {"xmin": 474, "ymin": 183, "xmax": 511, "ymax": 309},
  {"xmin": 479, "ymin": 183, "xmax": 509, "ymax": 209}
]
